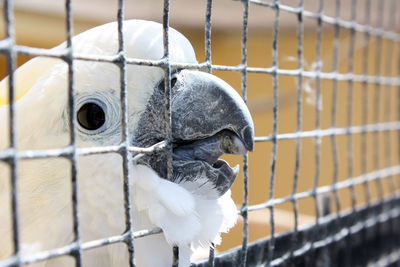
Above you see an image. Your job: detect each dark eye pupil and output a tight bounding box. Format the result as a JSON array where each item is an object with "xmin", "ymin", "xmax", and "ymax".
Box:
[{"xmin": 77, "ymin": 102, "xmax": 105, "ymax": 130}]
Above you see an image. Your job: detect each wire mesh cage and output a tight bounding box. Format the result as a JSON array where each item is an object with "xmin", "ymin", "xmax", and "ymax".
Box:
[{"xmin": 0, "ymin": 0, "xmax": 399, "ymax": 266}]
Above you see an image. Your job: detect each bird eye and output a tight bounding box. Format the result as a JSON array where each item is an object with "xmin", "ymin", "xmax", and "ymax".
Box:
[{"xmin": 77, "ymin": 102, "xmax": 106, "ymax": 130}]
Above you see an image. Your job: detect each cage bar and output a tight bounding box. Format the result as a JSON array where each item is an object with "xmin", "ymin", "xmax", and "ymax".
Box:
[{"xmin": 0, "ymin": 0, "xmax": 399, "ymax": 266}]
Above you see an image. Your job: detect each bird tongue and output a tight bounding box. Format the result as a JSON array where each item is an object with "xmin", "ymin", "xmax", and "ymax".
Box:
[{"xmin": 172, "ymin": 130, "xmax": 247, "ymax": 165}]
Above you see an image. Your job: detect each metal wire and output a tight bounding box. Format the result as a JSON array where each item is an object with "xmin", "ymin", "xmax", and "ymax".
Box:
[
  {"xmin": 265, "ymin": 1, "xmax": 280, "ymax": 265},
  {"xmin": 329, "ymin": 0, "xmax": 342, "ymax": 248},
  {"xmin": 204, "ymin": 1, "xmax": 215, "ymax": 265},
  {"xmin": 239, "ymin": 1, "xmax": 249, "ymax": 266},
  {"xmin": 309, "ymin": 1, "xmax": 323, "ymax": 254},
  {"xmin": 65, "ymin": 0, "xmax": 82, "ymax": 265},
  {"xmin": 116, "ymin": 1, "xmax": 136, "ymax": 265},
  {"xmin": 3, "ymin": 1, "xmax": 20, "ymax": 267},
  {"xmin": 287, "ymin": 0, "xmax": 304, "ymax": 262},
  {"xmin": 247, "ymin": 166, "xmax": 400, "ymax": 212},
  {"xmin": 360, "ymin": 0, "xmax": 372, "ymax": 209},
  {"xmin": 373, "ymin": 0, "xmax": 385, "ymax": 201},
  {"xmin": 0, "ymin": 0, "xmax": 399, "ymax": 266},
  {"xmin": 195, "ymin": 197, "xmax": 400, "ymax": 266},
  {"xmin": 2, "ymin": 44, "xmax": 399, "ymax": 87}
]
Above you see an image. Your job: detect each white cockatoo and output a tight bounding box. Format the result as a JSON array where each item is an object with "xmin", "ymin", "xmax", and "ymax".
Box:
[{"xmin": 0, "ymin": 20, "xmax": 254, "ymax": 267}]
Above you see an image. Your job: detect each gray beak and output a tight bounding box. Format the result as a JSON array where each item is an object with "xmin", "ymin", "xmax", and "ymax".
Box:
[
  {"xmin": 171, "ymin": 70, "xmax": 254, "ymax": 152},
  {"xmin": 169, "ymin": 70, "xmax": 254, "ymax": 198},
  {"xmin": 134, "ymin": 69, "xmax": 254, "ymax": 198}
]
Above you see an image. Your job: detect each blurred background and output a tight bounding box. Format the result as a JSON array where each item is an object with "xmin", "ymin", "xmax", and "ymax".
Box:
[{"xmin": 0, "ymin": 0, "xmax": 399, "ymax": 255}]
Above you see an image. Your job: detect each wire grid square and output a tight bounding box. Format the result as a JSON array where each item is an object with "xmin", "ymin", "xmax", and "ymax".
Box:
[{"xmin": 0, "ymin": 0, "xmax": 399, "ymax": 266}]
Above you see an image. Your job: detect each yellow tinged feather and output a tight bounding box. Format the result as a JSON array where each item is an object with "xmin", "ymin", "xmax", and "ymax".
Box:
[{"xmin": 0, "ymin": 57, "xmax": 59, "ymax": 106}]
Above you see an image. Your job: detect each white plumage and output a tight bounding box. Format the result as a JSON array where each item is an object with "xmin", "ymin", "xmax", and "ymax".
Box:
[
  {"xmin": 131, "ymin": 165, "xmax": 237, "ymax": 266},
  {"xmin": 0, "ymin": 20, "xmax": 253, "ymax": 267}
]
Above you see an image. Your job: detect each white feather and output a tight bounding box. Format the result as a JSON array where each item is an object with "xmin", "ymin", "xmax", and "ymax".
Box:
[
  {"xmin": 131, "ymin": 165, "xmax": 201, "ymax": 246},
  {"xmin": 131, "ymin": 164, "xmax": 238, "ymax": 266}
]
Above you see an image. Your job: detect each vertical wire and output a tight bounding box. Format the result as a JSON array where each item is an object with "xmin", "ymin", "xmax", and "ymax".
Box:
[
  {"xmin": 330, "ymin": 0, "xmax": 341, "ymax": 218},
  {"xmin": 116, "ymin": 1, "xmax": 135, "ymax": 266},
  {"xmin": 361, "ymin": 0, "xmax": 372, "ymax": 208},
  {"xmin": 372, "ymin": 1, "xmax": 386, "ymax": 263},
  {"xmin": 360, "ymin": 0, "xmax": 372, "ymax": 261},
  {"xmin": 266, "ymin": 0, "xmax": 280, "ymax": 265},
  {"xmin": 172, "ymin": 247, "xmax": 179, "ymax": 267},
  {"xmin": 383, "ymin": 0, "xmax": 396, "ymax": 195},
  {"xmin": 204, "ymin": 0, "xmax": 213, "ymax": 74},
  {"xmin": 344, "ymin": 1, "xmax": 357, "ymax": 265},
  {"xmin": 65, "ymin": 0, "xmax": 82, "ymax": 265},
  {"xmin": 328, "ymin": 3, "xmax": 343, "ymax": 263},
  {"xmin": 372, "ymin": 0, "xmax": 384, "ymax": 200},
  {"xmin": 239, "ymin": 1, "xmax": 249, "ymax": 266},
  {"xmin": 204, "ymin": 0, "xmax": 215, "ymax": 265},
  {"xmin": 4, "ymin": 1, "xmax": 20, "ymax": 265},
  {"xmin": 207, "ymin": 244, "xmax": 215, "ymax": 267},
  {"xmin": 397, "ymin": 5, "xmax": 400, "ymax": 201},
  {"xmin": 162, "ymin": 0, "xmax": 172, "ymax": 189},
  {"xmin": 311, "ymin": 0, "xmax": 323, "ymax": 246},
  {"xmin": 397, "ymin": 4, "xmax": 400, "ymax": 196},
  {"xmin": 346, "ymin": 0, "xmax": 357, "ymax": 211},
  {"xmin": 383, "ymin": 1, "xmax": 397, "ymax": 263},
  {"xmin": 161, "ymin": 0, "xmax": 176, "ymax": 265},
  {"xmin": 289, "ymin": 0, "xmax": 303, "ymax": 261}
]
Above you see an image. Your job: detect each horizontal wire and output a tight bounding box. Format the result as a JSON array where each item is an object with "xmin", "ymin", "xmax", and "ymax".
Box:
[
  {"xmin": 270, "ymin": 197, "xmax": 400, "ymax": 266},
  {"xmin": 366, "ymin": 247, "xmax": 400, "ymax": 267},
  {"xmin": 0, "ymin": 140, "xmax": 167, "ymax": 161},
  {"xmin": 0, "ymin": 43, "xmax": 399, "ymax": 87},
  {"xmin": 1, "ymin": 122, "xmax": 398, "ymax": 161},
  {"xmin": 249, "ymin": 0, "xmax": 400, "ymax": 42},
  {"xmin": 0, "ymin": 0, "xmax": 397, "ymax": 44},
  {"xmin": 247, "ymin": 165, "xmax": 400, "ymax": 212},
  {"xmin": 0, "ymin": 228, "xmax": 162, "ymax": 267},
  {"xmin": 255, "ymin": 121, "xmax": 400, "ymax": 142}
]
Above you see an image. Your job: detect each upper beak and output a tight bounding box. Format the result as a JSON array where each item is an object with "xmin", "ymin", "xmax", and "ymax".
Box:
[{"xmin": 171, "ymin": 70, "xmax": 254, "ymax": 152}]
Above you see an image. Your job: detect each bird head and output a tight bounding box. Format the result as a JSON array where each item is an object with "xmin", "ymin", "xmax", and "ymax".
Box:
[{"xmin": 0, "ymin": 19, "xmax": 254, "ymax": 199}]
